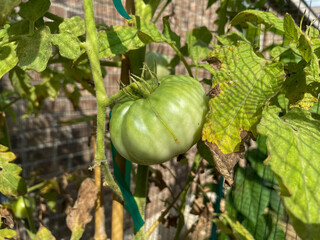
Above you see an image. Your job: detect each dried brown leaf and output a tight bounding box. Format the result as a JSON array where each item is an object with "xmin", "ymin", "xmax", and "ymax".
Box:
[
  {"xmin": 204, "ymin": 142, "xmax": 245, "ymax": 187},
  {"xmin": 66, "ymin": 178, "xmax": 98, "ymax": 230}
]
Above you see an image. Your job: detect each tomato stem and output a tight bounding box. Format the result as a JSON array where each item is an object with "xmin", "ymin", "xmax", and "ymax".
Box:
[{"xmin": 83, "ymin": 0, "xmax": 123, "ymax": 202}]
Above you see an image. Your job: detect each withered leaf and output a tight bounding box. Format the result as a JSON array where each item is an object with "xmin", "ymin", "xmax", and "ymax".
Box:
[
  {"xmin": 204, "ymin": 141, "xmax": 245, "ymax": 187},
  {"xmin": 0, "ymin": 207, "xmax": 14, "ymax": 229},
  {"xmin": 66, "ymin": 178, "xmax": 98, "ymax": 231}
]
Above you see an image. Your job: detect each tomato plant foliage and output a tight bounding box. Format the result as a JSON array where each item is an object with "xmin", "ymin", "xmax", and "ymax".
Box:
[{"xmin": 0, "ymin": 0, "xmax": 320, "ymax": 239}]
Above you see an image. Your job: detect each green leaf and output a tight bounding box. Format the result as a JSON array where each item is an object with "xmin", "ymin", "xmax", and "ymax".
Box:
[
  {"xmin": 242, "ymin": 216, "xmax": 270, "ymax": 240},
  {"xmin": 267, "ymin": 225, "xmax": 285, "ymax": 240},
  {"xmin": 269, "ymin": 190, "xmax": 285, "ymax": 218},
  {"xmin": 297, "ymin": 34, "xmax": 312, "ymax": 63},
  {"xmin": 162, "ymin": 16, "xmax": 180, "ymax": 49},
  {"xmin": 0, "ymin": 0, "xmax": 21, "ymax": 25},
  {"xmin": 0, "ymin": 228, "xmax": 17, "ymax": 240},
  {"xmin": 213, "ymin": 213, "xmax": 255, "ymax": 240},
  {"xmin": 0, "ymin": 42, "xmax": 18, "ymax": 78},
  {"xmin": 59, "ymin": 16, "xmax": 85, "ymax": 37},
  {"xmin": 135, "ymin": 0, "xmax": 162, "ymax": 21},
  {"xmin": 98, "ymin": 17, "xmax": 168, "ymax": 59},
  {"xmin": 98, "ymin": 26, "xmax": 145, "ymax": 59},
  {"xmin": 201, "ymin": 42, "xmax": 285, "ymax": 153},
  {"xmin": 284, "ymin": 13, "xmax": 299, "ymax": 43},
  {"xmin": 16, "ymin": 26, "xmax": 52, "ymax": 72},
  {"xmin": 187, "ymin": 26, "xmax": 212, "ymax": 64},
  {"xmin": 129, "ymin": 16, "xmax": 167, "ymax": 43},
  {"xmin": 0, "ymin": 144, "xmax": 27, "ymax": 196},
  {"xmin": 9, "ymin": 66, "xmax": 32, "ymax": 98},
  {"xmin": 257, "ymin": 107, "xmax": 320, "ymax": 240},
  {"xmin": 282, "ymin": 55, "xmax": 320, "ymax": 109},
  {"xmin": 19, "ymin": 0, "xmax": 50, "ymax": 22},
  {"xmin": 230, "ymin": 10, "xmax": 284, "ymax": 34},
  {"xmin": 233, "ymin": 167, "xmax": 271, "ymax": 223},
  {"xmin": 52, "ymin": 33, "xmax": 81, "ymax": 60},
  {"xmin": 277, "ymin": 93, "xmax": 289, "ymax": 113},
  {"xmin": 216, "ymin": 32, "xmax": 249, "ymax": 46}
]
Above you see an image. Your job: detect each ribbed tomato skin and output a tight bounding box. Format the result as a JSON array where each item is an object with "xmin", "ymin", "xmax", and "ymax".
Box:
[{"xmin": 110, "ymin": 75, "xmax": 208, "ymax": 165}]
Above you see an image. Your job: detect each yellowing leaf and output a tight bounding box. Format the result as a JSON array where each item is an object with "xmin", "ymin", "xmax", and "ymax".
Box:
[
  {"xmin": 0, "ymin": 42, "xmax": 18, "ymax": 78},
  {"xmin": 257, "ymin": 107, "xmax": 320, "ymax": 239},
  {"xmin": 201, "ymin": 42, "xmax": 285, "ymax": 153},
  {"xmin": 0, "ymin": 144, "xmax": 27, "ymax": 196}
]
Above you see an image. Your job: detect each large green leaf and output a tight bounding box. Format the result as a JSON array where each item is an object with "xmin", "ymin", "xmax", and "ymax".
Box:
[
  {"xmin": 19, "ymin": 0, "xmax": 50, "ymax": 22},
  {"xmin": 230, "ymin": 10, "xmax": 284, "ymax": 34},
  {"xmin": 201, "ymin": 42, "xmax": 285, "ymax": 153},
  {"xmin": 257, "ymin": 107, "xmax": 320, "ymax": 240},
  {"xmin": 0, "ymin": 42, "xmax": 18, "ymax": 78},
  {"xmin": 98, "ymin": 26, "xmax": 145, "ymax": 59},
  {"xmin": 52, "ymin": 33, "xmax": 81, "ymax": 60},
  {"xmin": 187, "ymin": 26, "xmax": 212, "ymax": 64},
  {"xmin": 59, "ymin": 16, "xmax": 85, "ymax": 37},
  {"xmin": 16, "ymin": 26, "xmax": 52, "ymax": 72},
  {"xmin": 99, "ymin": 17, "xmax": 168, "ymax": 59},
  {"xmin": 232, "ymin": 167, "xmax": 271, "ymax": 223},
  {"xmin": 0, "ymin": 145, "xmax": 27, "ymax": 196}
]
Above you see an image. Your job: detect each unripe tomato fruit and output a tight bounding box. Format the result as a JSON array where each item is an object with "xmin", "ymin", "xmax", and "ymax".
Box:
[
  {"xmin": 144, "ymin": 51, "xmax": 173, "ymax": 79},
  {"xmin": 12, "ymin": 196, "xmax": 35, "ymax": 219},
  {"xmin": 110, "ymin": 75, "xmax": 208, "ymax": 165}
]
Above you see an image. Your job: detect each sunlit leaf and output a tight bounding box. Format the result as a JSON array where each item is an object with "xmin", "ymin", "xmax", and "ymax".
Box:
[
  {"xmin": 0, "ymin": 42, "xmax": 18, "ymax": 78},
  {"xmin": 257, "ymin": 106, "xmax": 320, "ymax": 240},
  {"xmin": 59, "ymin": 16, "xmax": 85, "ymax": 37},
  {"xmin": 52, "ymin": 33, "xmax": 81, "ymax": 60},
  {"xmin": 284, "ymin": 13, "xmax": 299, "ymax": 43},
  {"xmin": 16, "ymin": 26, "xmax": 52, "ymax": 72},
  {"xmin": 230, "ymin": 10, "xmax": 284, "ymax": 34},
  {"xmin": 201, "ymin": 42, "xmax": 285, "ymax": 153},
  {"xmin": 0, "ymin": 144, "xmax": 27, "ymax": 196}
]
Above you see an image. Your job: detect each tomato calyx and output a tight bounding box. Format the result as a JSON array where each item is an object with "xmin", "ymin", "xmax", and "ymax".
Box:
[{"xmin": 123, "ymin": 73, "xmax": 159, "ymax": 99}]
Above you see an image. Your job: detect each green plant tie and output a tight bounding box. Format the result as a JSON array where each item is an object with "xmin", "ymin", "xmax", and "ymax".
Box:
[
  {"xmin": 109, "ymin": 111, "xmax": 144, "ymax": 231},
  {"xmin": 112, "ymin": 0, "xmax": 131, "ymax": 19}
]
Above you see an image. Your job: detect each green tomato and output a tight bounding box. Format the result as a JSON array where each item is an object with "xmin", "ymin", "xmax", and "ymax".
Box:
[
  {"xmin": 110, "ymin": 75, "xmax": 208, "ymax": 165},
  {"xmin": 144, "ymin": 51, "xmax": 173, "ymax": 79},
  {"xmin": 12, "ymin": 196, "xmax": 35, "ymax": 219}
]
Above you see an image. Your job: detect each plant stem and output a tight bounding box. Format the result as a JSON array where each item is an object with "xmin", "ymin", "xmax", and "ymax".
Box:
[
  {"xmin": 169, "ymin": 43, "xmax": 193, "ymax": 77},
  {"xmin": 134, "ymin": 165, "xmax": 149, "ymax": 240},
  {"xmin": 153, "ymin": 0, "xmax": 171, "ymax": 23},
  {"xmin": 93, "ymin": 133, "xmax": 107, "ymax": 240},
  {"xmin": 83, "ymin": 1, "xmax": 124, "ymax": 238}
]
